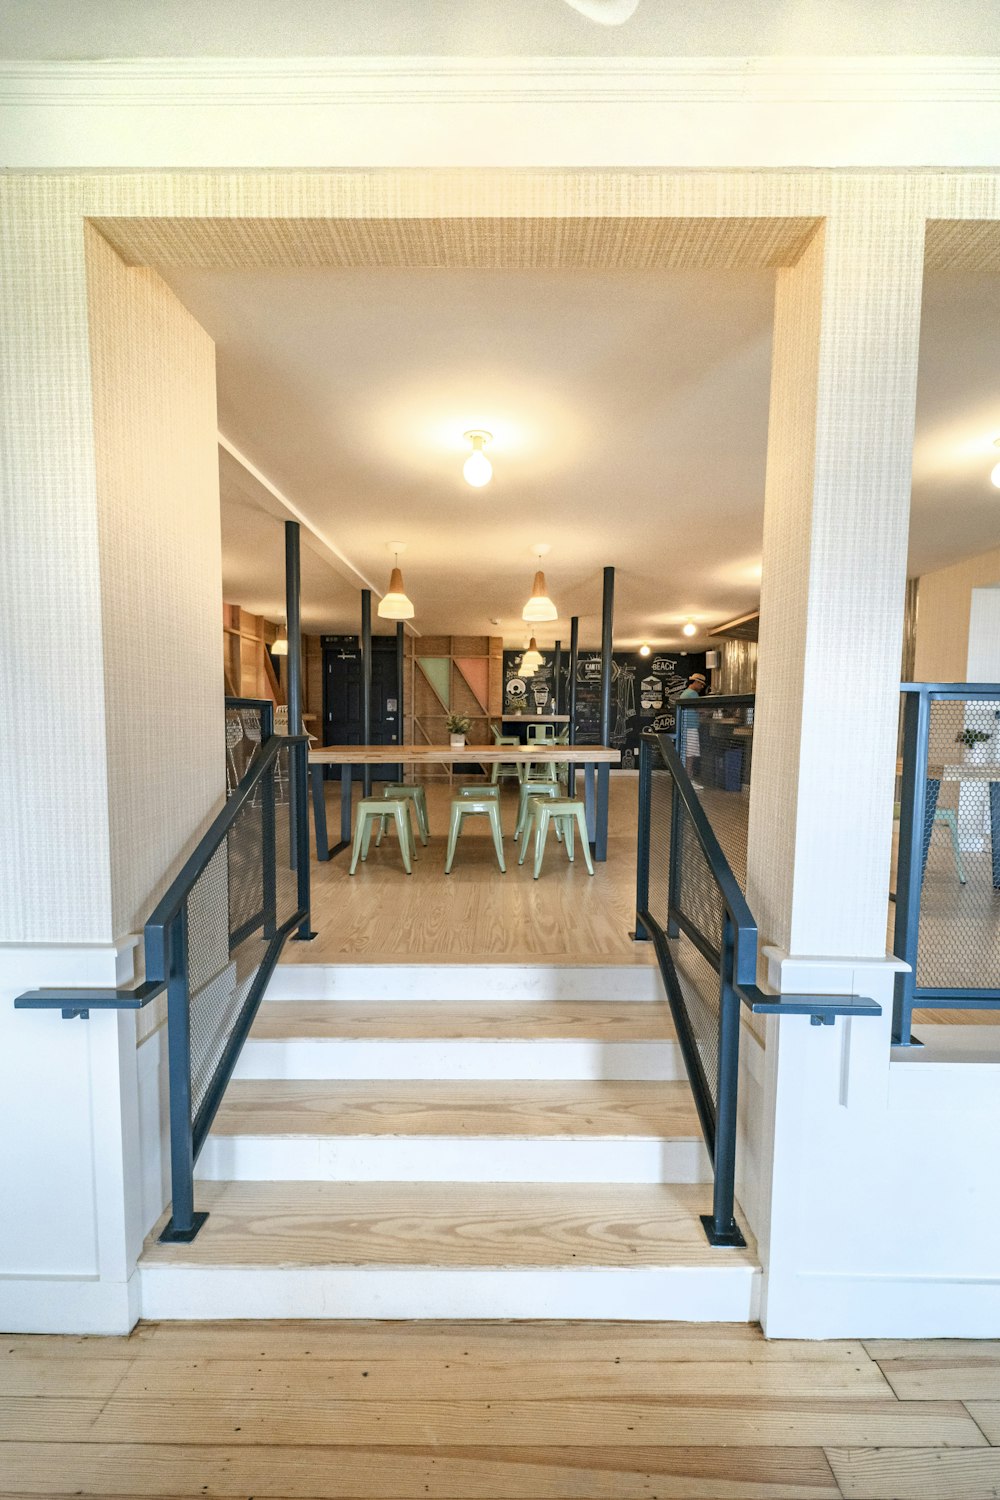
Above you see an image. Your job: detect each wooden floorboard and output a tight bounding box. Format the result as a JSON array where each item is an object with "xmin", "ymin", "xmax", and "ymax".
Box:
[
  {"xmin": 250, "ymin": 1000, "xmax": 675, "ymax": 1040},
  {"xmin": 293, "ymin": 777, "xmax": 654, "ymax": 966},
  {"xmin": 213, "ymin": 1079, "xmax": 698, "ymax": 1138},
  {"xmin": 8, "ymin": 1320, "xmax": 1000, "ymax": 1498},
  {"xmin": 140, "ymin": 1182, "xmax": 755, "ymax": 1268}
]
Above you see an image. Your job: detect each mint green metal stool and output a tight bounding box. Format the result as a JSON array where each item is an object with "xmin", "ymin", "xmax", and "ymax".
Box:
[
  {"xmin": 350, "ymin": 797, "xmax": 414, "ymax": 876},
  {"xmin": 519, "ymin": 797, "xmax": 594, "ymax": 879},
  {"xmin": 513, "ymin": 779, "xmax": 564, "ymax": 841},
  {"xmin": 490, "ymin": 732, "xmax": 524, "ymax": 786},
  {"xmin": 444, "ymin": 796, "xmax": 506, "ymax": 874},
  {"xmin": 459, "ymin": 783, "xmax": 500, "ymax": 799},
  {"xmin": 376, "ymin": 782, "xmax": 430, "ymax": 846}
]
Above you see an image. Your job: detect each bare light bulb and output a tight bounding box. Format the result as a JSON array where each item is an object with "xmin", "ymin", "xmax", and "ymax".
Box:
[
  {"xmin": 463, "ymin": 431, "xmax": 493, "ymax": 488},
  {"xmin": 639, "ymin": 643, "xmax": 651, "ymax": 657},
  {"xmin": 682, "ymin": 621, "xmax": 697, "ymax": 638},
  {"xmin": 992, "ymin": 459, "xmax": 1000, "ymax": 489}
]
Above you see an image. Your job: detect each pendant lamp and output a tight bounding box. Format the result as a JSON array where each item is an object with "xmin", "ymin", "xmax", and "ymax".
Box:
[
  {"xmin": 521, "ymin": 636, "xmax": 544, "ymax": 674},
  {"xmin": 522, "ymin": 547, "xmax": 557, "ymax": 622},
  {"xmin": 377, "ymin": 545, "xmax": 414, "ymax": 620},
  {"xmin": 271, "ymin": 625, "xmax": 288, "ymax": 656}
]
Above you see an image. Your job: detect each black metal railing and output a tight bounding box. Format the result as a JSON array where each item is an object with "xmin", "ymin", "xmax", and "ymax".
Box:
[
  {"xmin": 893, "ymin": 682, "xmax": 1000, "ymax": 1044},
  {"xmin": 225, "ymin": 696, "xmax": 273, "ymax": 794},
  {"xmin": 635, "ymin": 730, "xmax": 880, "ymax": 1247},
  {"xmin": 16, "ymin": 721, "xmax": 312, "ymax": 1242}
]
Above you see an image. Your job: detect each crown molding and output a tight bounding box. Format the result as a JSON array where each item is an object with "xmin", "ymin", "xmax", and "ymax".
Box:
[{"xmin": 2, "ymin": 55, "xmax": 1000, "ymax": 108}]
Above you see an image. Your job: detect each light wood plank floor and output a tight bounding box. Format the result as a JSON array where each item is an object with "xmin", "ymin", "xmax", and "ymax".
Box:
[
  {"xmin": 4, "ymin": 1320, "xmax": 998, "ymax": 1498},
  {"xmin": 296, "ymin": 775, "xmax": 654, "ymax": 965}
]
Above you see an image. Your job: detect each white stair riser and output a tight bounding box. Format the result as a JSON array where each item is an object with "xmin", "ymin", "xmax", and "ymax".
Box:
[
  {"xmin": 196, "ymin": 1134, "xmax": 712, "ymax": 1185},
  {"xmin": 233, "ymin": 1038, "xmax": 683, "ymax": 1082},
  {"xmin": 140, "ymin": 1264, "xmax": 760, "ymax": 1322},
  {"xmin": 267, "ymin": 963, "xmax": 663, "ymax": 1003}
]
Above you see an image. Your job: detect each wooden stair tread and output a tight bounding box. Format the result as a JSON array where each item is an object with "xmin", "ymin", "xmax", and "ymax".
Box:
[
  {"xmin": 143, "ymin": 1181, "xmax": 756, "ymax": 1268},
  {"xmin": 251, "ymin": 1000, "xmax": 674, "ymax": 1042},
  {"xmin": 213, "ymin": 1079, "xmax": 699, "ymax": 1138}
]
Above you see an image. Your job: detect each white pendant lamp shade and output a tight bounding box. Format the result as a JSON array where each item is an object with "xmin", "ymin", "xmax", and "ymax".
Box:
[
  {"xmin": 271, "ymin": 626, "xmax": 288, "ymax": 656},
  {"xmin": 521, "ymin": 636, "xmax": 544, "ymax": 674},
  {"xmin": 463, "ymin": 430, "xmax": 493, "ymax": 488},
  {"xmin": 377, "ymin": 565, "xmax": 414, "ymax": 620},
  {"xmin": 522, "ymin": 570, "xmax": 558, "ymax": 622}
]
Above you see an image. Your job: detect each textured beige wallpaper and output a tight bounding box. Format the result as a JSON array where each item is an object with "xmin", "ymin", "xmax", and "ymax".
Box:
[
  {"xmin": 86, "ymin": 226, "xmax": 224, "ymax": 937},
  {"xmin": 915, "ymin": 546, "xmax": 1000, "ymax": 683}
]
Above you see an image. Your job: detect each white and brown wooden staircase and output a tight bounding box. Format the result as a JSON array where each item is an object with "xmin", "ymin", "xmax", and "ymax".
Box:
[{"xmin": 141, "ymin": 965, "xmax": 759, "ymax": 1320}]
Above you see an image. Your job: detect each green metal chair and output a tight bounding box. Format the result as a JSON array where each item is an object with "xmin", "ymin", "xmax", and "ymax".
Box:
[
  {"xmin": 376, "ymin": 782, "xmax": 430, "ymax": 846},
  {"xmin": 526, "ymin": 723, "xmax": 557, "ymax": 743},
  {"xmin": 349, "ymin": 797, "xmax": 415, "ymax": 876},
  {"xmin": 444, "ymin": 796, "xmax": 506, "ymax": 874},
  {"xmin": 519, "ymin": 797, "xmax": 594, "ymax": 879}
]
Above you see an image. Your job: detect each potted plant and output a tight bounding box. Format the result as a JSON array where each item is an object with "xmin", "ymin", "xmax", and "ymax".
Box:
[
  {"xmin": 446, "ymin": 713, "xmax": 471, "ymax": 748},
  {"xmin": 956, "ymin": 726, "xmax": 992, "ymax": 766}
]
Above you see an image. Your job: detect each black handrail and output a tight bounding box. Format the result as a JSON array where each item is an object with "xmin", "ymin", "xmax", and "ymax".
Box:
[
  {"xmin": 17, "ymin": 726, "xmax": 313, "ymax": 1244},
  {"xmin": 635, "ymin": 731, "xmax": 879, "ymax": 1248}
]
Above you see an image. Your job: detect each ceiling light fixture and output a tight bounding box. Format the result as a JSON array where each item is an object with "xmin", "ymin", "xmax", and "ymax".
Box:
[
  {"xmin": 682, "ymin": 621, "xmax": 697, "ymax": 638},
  {"xmin": 639, "ymin": 643, "xmax": 651, "ymax": 657},
  {"xmin": 377, "ymin": 542, "xmax": 414, "ymax": 620},
  {"xmin": 521, "ymin": 637, "xmax": 544, "ymax": 676},
  {"xmin": 522, "ymin": 544, "xmax": 558, "ymax": 622},
  {"xmin": 271, "ymin": 624, "xmax": 288, "ymax": 657},
  {"xmin": 463, "ymin": 430, "xmax": 493, "ymax": 488},
  {"xmin": 992, "ymin": 438, "xmax": 1000, "ymax": 489}
]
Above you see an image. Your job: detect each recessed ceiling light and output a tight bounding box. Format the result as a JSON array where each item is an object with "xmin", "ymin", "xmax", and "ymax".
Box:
[
  {"xmin": 639, "ymin": 643, "xmax": 651, "ymax": 657},
  {"xmin": 682, "ymin": 621, "xmax": 697, "ymax": 638}
]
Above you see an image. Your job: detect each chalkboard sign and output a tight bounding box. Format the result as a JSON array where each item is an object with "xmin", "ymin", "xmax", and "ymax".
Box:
[{"xmin": 503, "ymin": 648, "xmax": 707, "ymax": 769}]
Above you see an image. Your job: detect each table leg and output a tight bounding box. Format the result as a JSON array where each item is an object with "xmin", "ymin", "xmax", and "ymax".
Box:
[
  {"xmin": 339, "ymin": 764, "xmax": 353, "ymax": 851},
  {"xmin": 990, "ymin": 782, "xmax": 1000, "ymax": 890},
  {"xmin": 921, "ymin": 777, "xmax": 940, "ymax": 879},
  {"xmin": 310, "ymin": 765, "xmax": 330, "ymax": 862},
  {"xmin": 584, "ymin": 764, "xmax": 596, "ymax": 844},
  {"xmin": 595, "ymin": 763, "xmax": 610, "ymax": 862}
]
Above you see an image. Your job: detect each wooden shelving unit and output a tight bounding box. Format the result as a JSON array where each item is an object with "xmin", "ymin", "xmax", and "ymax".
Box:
[{"xmin": 405, "ymin": 634, "xmax": 503, "ymax": 781}]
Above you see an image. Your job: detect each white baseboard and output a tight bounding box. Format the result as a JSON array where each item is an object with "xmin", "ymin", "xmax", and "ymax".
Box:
[
  {"xmin": 140, "ymin": 1263, "xmax": 759, "ymax": 1322},
  {"xmin": 195, "ymin": 1133, "xmax": 712, "ymax": 1185},
  {"xmin": 233, "ymin": 1036, "xmax": 682, "ymax": 1082},
  {"xmin": 763, "ymin": 1270, "xmax": 1000, "ymax": 1339},
  {"xmin": 266, "ymin": 963, "xmax": 664, "ymax": 1002},
  {"xmin": 0, "ymin": 1272, "xmax": 139, "ymax": 1335}
]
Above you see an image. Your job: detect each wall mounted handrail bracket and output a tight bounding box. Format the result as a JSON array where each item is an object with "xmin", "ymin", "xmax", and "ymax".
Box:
[{"xmin": 14, "ymin": 977, "xmax": 165, "ymax": 1020}]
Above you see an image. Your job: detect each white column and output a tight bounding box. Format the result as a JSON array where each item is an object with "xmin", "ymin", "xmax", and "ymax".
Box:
[
  {"xmin": 0, "ymin": 182, "xmax": 223, "ymax": 1331},
  {"xmin": 745, "ymin": 202, "xmax": 930, "ymax": 1335}
]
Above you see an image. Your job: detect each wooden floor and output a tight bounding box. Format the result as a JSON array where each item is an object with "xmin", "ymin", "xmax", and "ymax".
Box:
[
  {"xmin": 4, "ymin": 1319, "xmax": 1000, "ymax": 1498},
  {"xmin": 295, "ymin": 774, "xmax": 653, "ymax": 965}
]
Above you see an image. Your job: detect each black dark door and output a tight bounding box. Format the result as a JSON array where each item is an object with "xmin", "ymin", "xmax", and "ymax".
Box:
[{"xmin": 322, "ymin": 636, "xmax": 401, "ymax": 781}]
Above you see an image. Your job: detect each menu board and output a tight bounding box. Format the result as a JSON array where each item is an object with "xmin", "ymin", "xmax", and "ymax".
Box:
[{"xmin": 503, "ymin": 647, "xmax": 707, "ymax": 769}]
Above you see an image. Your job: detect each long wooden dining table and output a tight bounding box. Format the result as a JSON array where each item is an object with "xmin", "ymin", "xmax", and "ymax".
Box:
[{"xmin": 308, "ymin": 743, "xmax": 621, "ymax": 862}]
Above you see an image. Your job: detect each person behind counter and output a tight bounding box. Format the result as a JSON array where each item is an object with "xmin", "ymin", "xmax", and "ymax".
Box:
[{"xmin": 677, "ymin": 672, "xmax": 707, "ymax": 782}]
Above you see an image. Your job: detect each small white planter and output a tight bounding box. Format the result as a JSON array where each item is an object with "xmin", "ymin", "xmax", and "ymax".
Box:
[{"xmin": 450, "ymin": 734, "xmax": 466, "ymax": 748}]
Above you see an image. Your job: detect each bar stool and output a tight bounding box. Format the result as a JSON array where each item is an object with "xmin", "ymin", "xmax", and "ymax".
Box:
[
  {"xmin": 490, "ymin": 731, "xmax": 524, "ymax": 786},
  {"xmin": 377, "ymin": 783, "xmax": 430, "ymax": 846},
  {"xmin": 444, "ymin": 796, "xmax": 506, "ymax": 874},
  {"xmin": 513, "ymin": 779, "xmax": 564, "ymax": 841},
  {"xmin": 350, "ymin": 797, "xmax": 415, "ymax": 876},
  {"xmin": 519, "ymin": 797, "xmax": 594, "ymax": 879}
]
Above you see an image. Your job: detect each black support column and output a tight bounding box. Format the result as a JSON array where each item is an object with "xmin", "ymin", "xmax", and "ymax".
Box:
[
  {"xmin": 361, "ymin": 588, "xmax": 373, "ymax": 797},
  {"xmin": 595, "ymin": 565, "xmax": 614, "ymax": 861},
  {"xmin": 395, "ymin": 621, "xmax": 405, "ymax": 780},
  {"xmin": 567, "ymin": 615, "xmax": 579, "ymax": 798},
  {"xmin": 285, "ymin": 521, "xmax": 303, "ymax": 737}
]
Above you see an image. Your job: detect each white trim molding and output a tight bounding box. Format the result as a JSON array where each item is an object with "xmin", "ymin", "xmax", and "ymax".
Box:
[{"xmin": 3, "ymin": 56, "xmax": 1000, "ymax": 169}]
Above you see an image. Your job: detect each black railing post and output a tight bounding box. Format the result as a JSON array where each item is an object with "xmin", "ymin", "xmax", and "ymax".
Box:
[
  {"xmin": 158, "ymin": 907, "xmax": 208, "ymax": 1243},
  {"xmin": 567, "ymin": 615, "xmax": 579, "ymax": 798},
  {"xmin": 262, "ymin": 757, "xmax": 277, "ymax": 939},
  {"xmin": 701, "ymin": 913, "xmax": 747, "ymax": 1248},
  {"xmin": 395, "ymin": 620, "xmax": 405, "ymax": 781},
  {"xmin": 553, "ymin": 638, "xmax": 562, "ymax": 715},
  {"xmin": 361, "ymin": 588, "xmax": 373, "ymax": 798},
  {"xmin": 283, "ymin": 524, "xmax": 314, "ymax": 940},
  {"xmin": 634, "ymin": 734, "xmax": 651, "ymax": 940},
  {"xmin": 596, "ymin": 566, "xmax": 614, "ymax": 860},
  {"xmin": 892, "ymin": 686, "xmax": 932, "ymax": 1044}
]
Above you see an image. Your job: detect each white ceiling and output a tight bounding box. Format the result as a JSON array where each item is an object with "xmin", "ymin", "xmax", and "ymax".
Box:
[
  {"xmin": 168, "ymin": 262, "xmax": 1000, "ymax": 647},
  {"xmin": 171, "ymin": 266, "xmax": 776, "ymax": 647},
  {"xmin": 3, "ymin": 0, "xmax": 999, "ymax": 59}
]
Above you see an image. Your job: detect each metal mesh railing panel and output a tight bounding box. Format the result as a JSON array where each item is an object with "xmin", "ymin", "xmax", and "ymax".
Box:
[
  {"xmin": 186, "ymin": 742, "xmax": 298, "ymax": 1125},
  {"xmin": 915, "ymin": 695, "xmax": 1000, "ymax": 990},
  {"xmin": 225, "ymin": 700, "xmax": 268, "ymax": 794},
  {"xmin": 673, "ymin": 933, "xmax": 722, "ymax": 1112},
  {"xmin": 647, "ymin": 748, "xmax": 673, "ymax": 936},
  {"xmin": 676, "ymin": 700, "xmax": 753, "ymax": 892}
]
